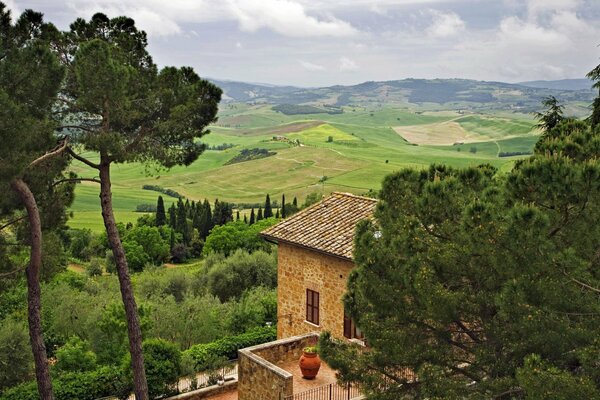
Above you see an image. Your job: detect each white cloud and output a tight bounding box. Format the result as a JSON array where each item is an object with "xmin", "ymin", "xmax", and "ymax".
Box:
[
  {"xmin": 426, "ymin": 9, "xmax": 465, "ymax": 38},
  {"xmin": 4, "ymin": 0, "xmax": 20, "ymax": 16},
  {"xmin": 527, "ymin": 0, "xmax": 580, "ymax": 18},
  {"xmin": 229, "ymin": 0, "xmax": 358, "ymax": 37},
  {"xmin": 63, "ymin": 0, "xmax": 357, "ymax": 38},
  {"xmin": 235, "ymin": 42, "xmax": 243, "ymax": 48},
  {"xmin": 300, "ymin": 60, "xmax": 326, "ymax": 71},
  {"xmin": 339, "ymin": 57, "xmax": 359, "ymax": 71}
]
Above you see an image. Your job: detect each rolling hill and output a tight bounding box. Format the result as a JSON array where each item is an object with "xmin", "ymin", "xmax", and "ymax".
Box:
[
  {"xmin": 212, "ymin": 78, "xmax": 595, "ymax": 116},
  {"xmin": 67, "ymin": 76, "xmax": 597, "ymax": 231}
]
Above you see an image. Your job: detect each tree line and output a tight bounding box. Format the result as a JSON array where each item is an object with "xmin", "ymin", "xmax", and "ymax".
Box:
[{"xmin": 320, "ymin": 76, "xmax": 600, "ymax": 398}]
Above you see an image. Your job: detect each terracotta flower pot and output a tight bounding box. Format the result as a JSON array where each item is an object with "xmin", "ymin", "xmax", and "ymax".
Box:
[{"xmin": 299, "ymin": 351, "xmax": 321, "ymax": 379}]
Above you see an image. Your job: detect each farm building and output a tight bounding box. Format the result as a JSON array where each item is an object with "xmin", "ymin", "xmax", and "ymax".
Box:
[{"xmin": 236, "ymin": 192, "xmax": 376, "ymax": 400}]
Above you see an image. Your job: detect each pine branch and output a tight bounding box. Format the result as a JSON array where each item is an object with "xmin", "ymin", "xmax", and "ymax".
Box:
[
  {"xmin": 28, "ymin": 138, "xmax": 69, "ymax": 169},
  {"xmin": 52, "ymin": 177, "xmax": 101, "ymax": 187},
  {"xmin": 0, "ymin": 216, "xmax": 26, "ymax": 231},
  {"xmin": 66, "ymin": 147, "xmax": 100, "ymax": 169}
]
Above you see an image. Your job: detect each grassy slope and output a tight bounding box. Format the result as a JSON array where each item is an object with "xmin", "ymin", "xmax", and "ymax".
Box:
[{"xmin": 68, "ymin": 106, "xmax": 539, "ymax": 232}]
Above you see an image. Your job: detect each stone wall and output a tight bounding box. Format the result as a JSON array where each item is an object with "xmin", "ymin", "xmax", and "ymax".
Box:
[
  {"xmin": 238, "ymin": 333, "xmax": 318, "ymax": 400},
  {"xmin": 277, "ymin": 242, "xmax": 355, "ymax": 339},
  {"xmin": 166, "ymin": 381, "xmax": 237, "ymax": 400}
]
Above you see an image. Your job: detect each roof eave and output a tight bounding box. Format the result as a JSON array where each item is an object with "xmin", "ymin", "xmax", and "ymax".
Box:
[{"xmin": 261, "ymin": 234, "xmax": 354, "ymax": 262}]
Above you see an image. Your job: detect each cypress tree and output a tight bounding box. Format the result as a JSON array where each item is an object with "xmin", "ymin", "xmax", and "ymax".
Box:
[
  {"xmin": 169, "ymin": 204, "xmax": 177, "ymax": 229},
  {"xmin": 249, "ymin": 208, "xmax": 255, "ymax": 224},
  {"xmin": 198, "ymin": 199, "xmax": 212, "ymax": 240},
  {"xmin": 176, "ymin": 198, "xmax": 186, "ymax": 233},
  {"xmin": 264, "ymin": 194, "xmax": 273, "ymax": 218},
  {"xmin": 293, "ymin": 197, "xmax": 298, "ymax": 207},
  {"xmin": 257, "ymin": 207, "xmax": 263, "ymax": 221},
  {"xmin": 281, "ymin": 194, "xmax": 286, "ymax": 218},
  {"xmin": 169, "ymin": 229, "xmax": 175, "ymax": 250},
  {"xmin": 276, "ymin": 209, "xmax": 280, "ymax": 218},
  {"xmin": 156, "ymin": 196, "xmax": 166, "ymax": 226},
  {"xmin": 236, "ymin": 210, "xmax": 240, "ymax": 221},
  {"xmin": 244, "ymin": 214, "xmax": 248, "ymax": 224}
]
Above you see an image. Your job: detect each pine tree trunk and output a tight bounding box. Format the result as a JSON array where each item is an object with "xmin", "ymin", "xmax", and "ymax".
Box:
[
  {"xmin": 10, "ymin": 178, "xmax": 54, "ymax": 400},
  {"xmin": 98, "ymin": 161, "xmax": 149, "ymax": 400}
]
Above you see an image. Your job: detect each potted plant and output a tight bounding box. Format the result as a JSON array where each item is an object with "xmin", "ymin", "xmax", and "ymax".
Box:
[{"xmin": 299, "ymin": 346, "xmax": 321, "ymax": 379}]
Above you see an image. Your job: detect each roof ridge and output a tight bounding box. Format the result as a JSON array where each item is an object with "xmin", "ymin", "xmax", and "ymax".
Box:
[{"xmin": 331, "ymin": 191, "xmax": 378, "ymax": 203}]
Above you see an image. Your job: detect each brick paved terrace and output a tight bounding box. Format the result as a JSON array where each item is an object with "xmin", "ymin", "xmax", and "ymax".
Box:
[{"xmin": 237, "ymin": 333, "xmax": 361, "ymax": 400}]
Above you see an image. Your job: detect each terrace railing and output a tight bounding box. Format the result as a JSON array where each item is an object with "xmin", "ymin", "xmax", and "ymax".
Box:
[{"xmin": 284, "ymin": 383, "xmax": 361, "ymax": 400}]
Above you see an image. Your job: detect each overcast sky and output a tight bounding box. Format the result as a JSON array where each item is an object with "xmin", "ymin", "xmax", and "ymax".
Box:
[{"xmin": 6, "ymin": 0, "xmax": 600, "ymax": 87}]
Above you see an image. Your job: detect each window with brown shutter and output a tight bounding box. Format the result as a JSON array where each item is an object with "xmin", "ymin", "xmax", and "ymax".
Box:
[
  {"xmin": 306, "ymin": 289, "xmax": 319, "ymax": 325},
  {"xmin": 343, "ymin": 310, "xmax": 364, "ymax": 339}
]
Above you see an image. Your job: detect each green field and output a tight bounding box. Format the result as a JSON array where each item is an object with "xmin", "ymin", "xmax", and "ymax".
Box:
[{"xmin": 68, "ymin": 105, "xmax": 539, "ymax": 232}]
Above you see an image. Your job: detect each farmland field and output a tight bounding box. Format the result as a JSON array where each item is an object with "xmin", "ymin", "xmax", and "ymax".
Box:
[{"xmin": 68, "ymin": 104, "xmax": 541, "ymax": 232}]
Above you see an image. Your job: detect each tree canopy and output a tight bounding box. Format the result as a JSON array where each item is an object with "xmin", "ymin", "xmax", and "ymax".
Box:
[{"xmin": 320, "ymin": 117, "xmax": 600, "ymax": 399}]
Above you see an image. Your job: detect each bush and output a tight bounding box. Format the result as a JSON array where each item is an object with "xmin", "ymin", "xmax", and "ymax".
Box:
[
  {"xmin": 0, "ymin": 318, "xmax": 33, "ymax": 391},
  {"xmin": 142, "ymin": 184, "xmax": 183, "ymax": 199},
  {"xmin": 0, "ymin": 367, "xmax": 125, "ymax": 400},
  {"xmin": 86, "ymin": 258, "xmax": 103, "ymax": 277},
  {"xmin": 54, "ymin": 336, "xmax": 97, "ymax": 373},
  {"xmin": 226, "ymin": 287, "xmax": 277, "ymax": 334},
  {"xmin": 202, "ymin": 218, "xmax": 277, "ymax": 256},
  {"xmin": 183, "ymin": 326, "xmax": 276, "ymax": 370},
  {"xmin": 203, "ymin": 249, "xmax": 277, "ymax": 301},
  {"xmin": 122, "ymin": 339, "xmax": 181, "ymax": 399},
  {"xmin": 124, "ymin": 225, "xmax": 170, "ymax": 265},
  {"xmin": 69, "ymin": 229, "xmax": 92, "ymax": 260},
  {"xmin": 170, "ymin": 243, "xmax": 189, "ymax": 264}
]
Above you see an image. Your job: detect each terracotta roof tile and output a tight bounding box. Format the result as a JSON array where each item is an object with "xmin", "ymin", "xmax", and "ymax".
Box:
[{"xmin": 261, "ymin": 192, "xmax": 377, "ymax": 260}]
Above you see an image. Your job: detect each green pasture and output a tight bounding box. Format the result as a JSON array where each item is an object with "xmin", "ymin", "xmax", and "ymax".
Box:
[{"xmin": 67, "ymin": 104, "xmax": 540, "ymax": 232}]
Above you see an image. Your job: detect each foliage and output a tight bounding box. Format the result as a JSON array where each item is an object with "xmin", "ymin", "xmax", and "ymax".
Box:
[
  {"xmin": 498, "ymin": 151, "xmax": 532, "ymax": 157},
  {"xmin": 170, "ymin": 243, "xmax": 189, "ymax": 264},
  {"xmin": 155, "ymin": 196, "xmax": 166, "ymax": 226},
  {"xmin": 69, "ymin": 229, "xmax": 93, "ymax": 260},
  {"xmin": 122, "ymin": 339, "xmax": 181, "ymax": 399},
  {"xmin": 272, "ymin": 104, "xmax": 343, "ymax": 115},
  {"xmin": 0, "ymin": 366, "xmax": 125, "ymax": 400},
  {"xmin": 123, "ymin": 225, "xmax": 170, "ymax": 265},
  {"xmin": 303, "ymin": 192, "xmax": 323, "ymax": 208},
  {"xmin": 320, "ymin": 119, "xmax": 600, "ymax": 398},
  {"xmin": 534, "ymin": 95, "xmax": 564, "ymax": 132},
  {"xmin": 91, "ymin": 302, "xmax": 152, "ymax": 365},
  {"xmin": 226, "ymin": 287, "xmax": 277, "ymax": 334},
  {"xmin": 135, "ymin": 204, "xmax": 156, "ymax": 212},
  {"xmin": 54, "ymin": 336, "xmax": 97, "ymax": 373},
  {"xmin": 183, "ymin": 326, "xmax": 276, "ymax": 370},
  {"xmin": 142, "ymin": 185, "xmax": 183, "ymax": 199},
  {"xmin": 202, "ymin": 218, "xmax": 277, "ymax": 256},
  {"xmin": 224, "ymin": 148, "xmax": 276, "ymax": 165},
  {"xmin": 147, "ymin": 294, "xmax": 226, "ymax": 350},
  {"xmin": 202, "ymin": 249, "xmax": 277, "ymax": 302},
  {"xmin": 86, "ymin": 258, "xmax": 103, "ymax": 277},
  {"xmin": 0, "ymin": 318, "xmax": 33, "ymax": 391}
]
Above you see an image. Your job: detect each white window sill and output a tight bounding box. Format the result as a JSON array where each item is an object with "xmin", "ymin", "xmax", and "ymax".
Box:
[
  {"xmin": 304, "ymin": 320, "xmax": 321, "ymax": 328},
  {"xmin": 349, "ymin": 338, "xmax": 367, "ymax": 347}
]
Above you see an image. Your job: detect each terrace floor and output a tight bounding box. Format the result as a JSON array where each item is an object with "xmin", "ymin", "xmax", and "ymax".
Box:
[
  {"xmin": 205, "ymin": 391, "xmax": 238, "ymax": 400},
  {"xmin": 277, "ymin": 359, "xmax": 339, "ymax": 394}
]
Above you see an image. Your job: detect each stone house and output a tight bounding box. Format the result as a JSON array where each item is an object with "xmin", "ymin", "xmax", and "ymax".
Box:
[
  {"xmin": 236, "ymin": 192, "xmax": 376, "ymax": 400},
  {"xmin": 261, "ymin": 192, "xmax": 377, "ymax": 341}
]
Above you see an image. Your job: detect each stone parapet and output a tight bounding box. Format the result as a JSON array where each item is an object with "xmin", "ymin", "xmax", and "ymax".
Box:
[{"xmin": 238, "ymin": 333, "xmax": 319, "ymax": 400}]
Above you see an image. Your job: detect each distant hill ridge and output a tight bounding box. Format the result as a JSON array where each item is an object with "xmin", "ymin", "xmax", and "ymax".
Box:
[
  {"xmin": 518, "ymin": 78, "xmax": 593, "ymax": 91},
  {"xmin": 210, "ymin": 78, "xmax": 595, "ymax": 114}
]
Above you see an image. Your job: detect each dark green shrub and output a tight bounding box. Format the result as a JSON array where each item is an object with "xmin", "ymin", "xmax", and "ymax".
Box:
[
  {"xmin": 122, "ymin": 339, "xmax": 181, "ymax": 399},
  {"xmin": 0, "ymin": 367, "xmax": 125, "ymax": 400},
  {"xmin": 54, "ymin": 336, "xmax": 97, "ymax": 373},
  {"xmin": 183, "ymin": 326, "xmax": 276, "ymax": 370}
]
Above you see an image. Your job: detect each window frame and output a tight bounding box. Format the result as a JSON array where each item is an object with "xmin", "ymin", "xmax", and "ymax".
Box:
[
  {"xmin": 306, "ymin": 289, "xmax": 320, "ymax": 325},
  {"xmin": 343, "ymin": 310, "xmax": 364, "ymax": 340}
]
